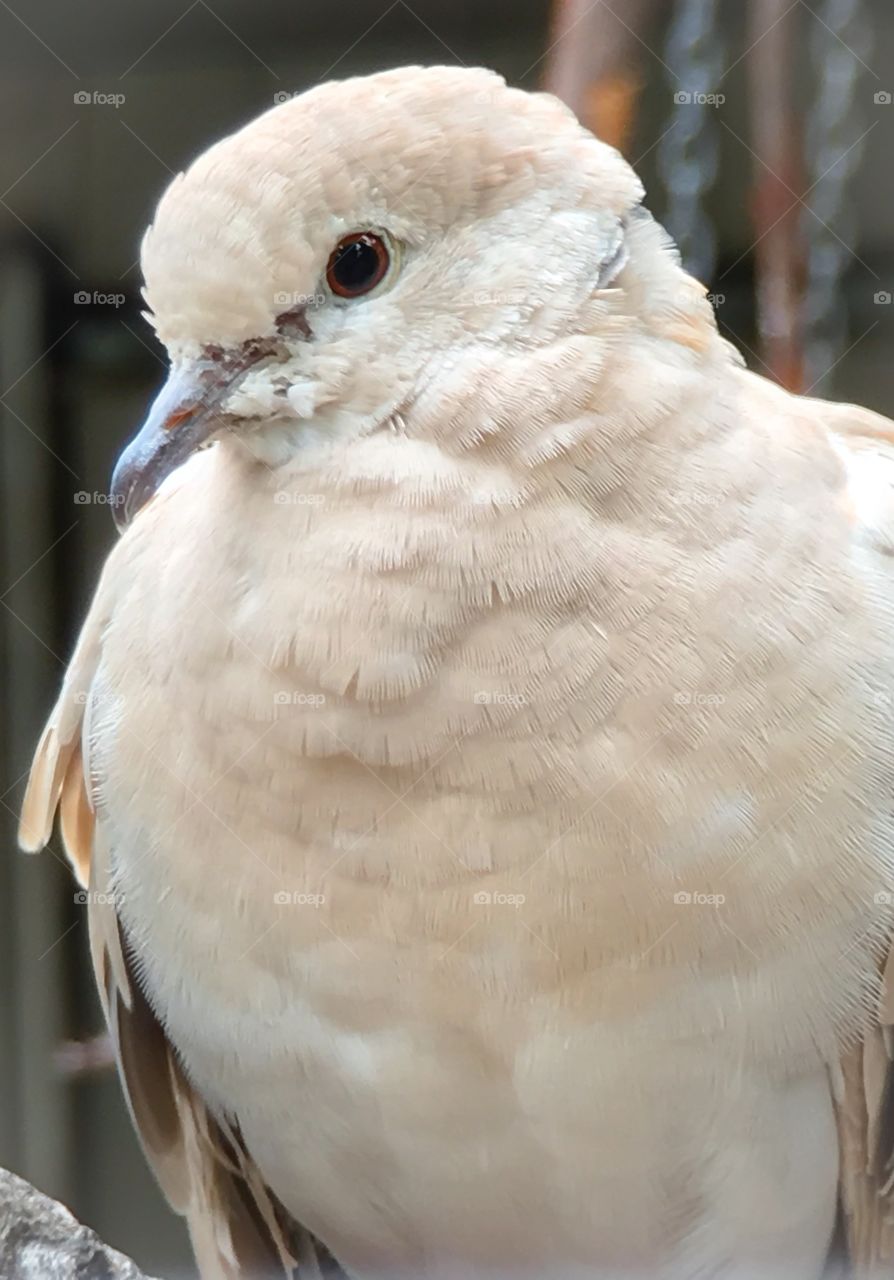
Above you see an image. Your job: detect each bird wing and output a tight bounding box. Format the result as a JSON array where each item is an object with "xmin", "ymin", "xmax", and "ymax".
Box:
[
  {"xmin": 835, "ymin": 948, "xmax": 894, "ymax": 1268},
  {"xmin": 18, "ymin": 543, "xmax": 332, "ymax": 1280},
  {"xmin": 815, "ymin": 396, "xmax": 894, "ymax": 1270}
]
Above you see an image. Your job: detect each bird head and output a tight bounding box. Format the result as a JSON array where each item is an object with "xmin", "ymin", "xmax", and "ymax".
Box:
[{"xmin": 111, "ymin": 65, "xmax": 707, "ymax": 528}]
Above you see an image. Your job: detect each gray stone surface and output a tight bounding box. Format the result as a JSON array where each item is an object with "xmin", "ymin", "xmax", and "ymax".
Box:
[{"xmin": 0, "ymin": 1167, "xmax": 155, "ymax": 1278}]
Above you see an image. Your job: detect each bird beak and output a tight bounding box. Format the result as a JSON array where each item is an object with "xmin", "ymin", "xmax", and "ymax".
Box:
[{"xmin": 110, "ymin": 357, "xmax": 242, "ymax": 531}]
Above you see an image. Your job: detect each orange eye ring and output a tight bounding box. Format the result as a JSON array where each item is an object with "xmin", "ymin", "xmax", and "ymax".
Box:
[{"xmin": 325, "ymin": 231, "xmax": 391, "ymax": 298}]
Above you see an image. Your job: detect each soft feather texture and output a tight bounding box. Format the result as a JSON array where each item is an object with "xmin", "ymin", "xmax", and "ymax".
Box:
[{"xmin": 18, "ymin": 65, "xmax": 894, "ymax": 1278}]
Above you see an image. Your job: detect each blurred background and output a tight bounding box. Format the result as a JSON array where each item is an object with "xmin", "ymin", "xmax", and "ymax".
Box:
[{"xmin": 1, "ymin": 0, "xmax": 893, "ymax": 1274}]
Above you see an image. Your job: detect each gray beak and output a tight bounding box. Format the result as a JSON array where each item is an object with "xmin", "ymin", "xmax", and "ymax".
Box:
[{"xmin": 110, "ymin": 357, "xmax": 244, "ymax": 531}]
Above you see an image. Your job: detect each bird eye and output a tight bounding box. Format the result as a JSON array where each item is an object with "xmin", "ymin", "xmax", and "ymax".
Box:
[{"xmin": 326, "ymin": 231, "xmax": 391, "ymax": 299}]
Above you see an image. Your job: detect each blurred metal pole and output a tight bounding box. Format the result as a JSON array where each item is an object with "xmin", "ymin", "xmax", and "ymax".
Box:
[
  {"xmin": 543, "ymin": 0, "xmax": 664, "ymax": 152},
  {"xmin": 748, "ymin": 0, "xmax": 805, "ymax": 390},
  {"xmin": 657, "ymin": 0, "xmax": 727, "ymax": 285},
  {"xmin": 801, "ymin": 0, "xmax": 873, "ymax": 395}
]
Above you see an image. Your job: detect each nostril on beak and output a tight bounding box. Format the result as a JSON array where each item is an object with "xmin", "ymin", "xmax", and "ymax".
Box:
[{"xmin": 163, "ymin": 405, "xmax": 200, "ymax": 431}]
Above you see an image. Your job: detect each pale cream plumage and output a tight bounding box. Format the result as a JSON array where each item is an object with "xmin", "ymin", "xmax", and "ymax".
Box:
[{"xmin": 18, "ymin": 65, "xmax": 894, "ymax": 1279}]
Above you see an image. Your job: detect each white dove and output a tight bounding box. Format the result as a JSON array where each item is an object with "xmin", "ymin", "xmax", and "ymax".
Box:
[{"xmin": 19, "ymin": 64, "xmax": 894, "ymax": 1280}]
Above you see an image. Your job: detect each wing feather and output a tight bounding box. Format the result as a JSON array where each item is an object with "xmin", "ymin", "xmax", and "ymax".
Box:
[
  {"xmin": 18, "ymin": 588, "xmax": 333, "ymax": 1279},
  {"xmin": 836, "ymin": 1003, "xmax": 894, "ymax": 1267},
  {"xmin": 804, "ymin": 397, "xmax": 894, "ymax": 1269}
]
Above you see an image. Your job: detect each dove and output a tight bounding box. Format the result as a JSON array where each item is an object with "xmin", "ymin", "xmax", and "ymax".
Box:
[{"xmin": 17, "ymin": 63, "xmax": 894, "ymax": 1280}]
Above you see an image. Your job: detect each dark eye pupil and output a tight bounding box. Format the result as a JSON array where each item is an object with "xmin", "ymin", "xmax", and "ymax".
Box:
[{"xmin": 333, "ymin": 239, "xmax": 380, "ymax": 291}]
